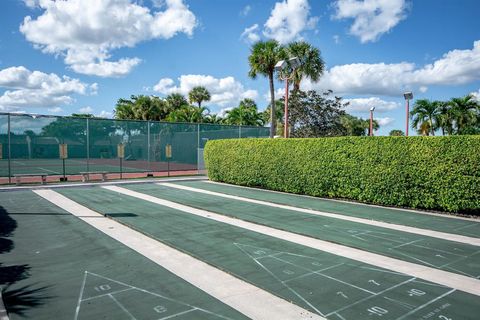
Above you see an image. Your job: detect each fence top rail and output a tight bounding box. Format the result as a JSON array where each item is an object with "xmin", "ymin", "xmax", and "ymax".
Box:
[{"xmin": 0, "ymin": 112, "xmax": 270, "ymax": 130}]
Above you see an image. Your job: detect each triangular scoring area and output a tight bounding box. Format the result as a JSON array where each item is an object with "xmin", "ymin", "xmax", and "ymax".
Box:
[{"xmin": 80, "ymin": 271, "xmax": 133, "ymax": 300}]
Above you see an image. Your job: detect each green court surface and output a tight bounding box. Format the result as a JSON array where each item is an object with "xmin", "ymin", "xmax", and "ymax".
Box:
[
  {"xmin": 55, "ymin": 186, "xmax": 480, "ymax": 319},
  {"xmin": 176, "ymin": 180, "xmax": 480, "ymax": 238},
  {"xmin": 0, "ymin": 191, "xmax": 247, "ymax": 320},
  {"xmin": 121, "ymin": 183, "xmax": 480, "ymax": 279}
]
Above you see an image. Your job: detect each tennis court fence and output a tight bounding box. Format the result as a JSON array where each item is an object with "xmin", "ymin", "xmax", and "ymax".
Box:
[{"xmin": 0, "ymin": 113, "xmax": 269, "ymax": 183}]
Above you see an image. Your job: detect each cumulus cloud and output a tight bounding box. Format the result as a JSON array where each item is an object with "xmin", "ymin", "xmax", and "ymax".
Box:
[
  {"xmin": 472, "ymin": 89, "xmax": 480, "ymax": 101},
  {"xmin": 47, "ymin": 106, "xmax": 63, "ymax": 113},
  {"xmin": 153, "ymin": 75, "xmax": 258, "ymax": 107},
  {"xmin": 344, "ymin": 97, "xmax": 400, "ymax": 113},
  {"xmin": 263, "ymin": 0, "xmax": 318, "ymax": 44},
  {"xmin": 96, "ymin": 110, "xmax": 113, "ymax": 118},
  {"xmin": 79, "ymin": 106, "xmax": 94, "ymax": 113},
  {"xmin": 0, "ymin": 66, "xmax": 95, "ymax": 111},
  {"xmin": 376, "ymin": 117, "xmax": 394, "ymax": 127},
  {"xmin": 333, "ymin": 0, "xmax": 409, "ymax": 43},
  {"xmin": 241, "ymin": 24, "xmax": 261, "ymax": 43},
  {"xmin": 303, "ymin": 40, "xmax": 480, "ymax": 96},
  {"xmin": 20, "ymin": 0, "xmax": 197, "ymax": 77}
]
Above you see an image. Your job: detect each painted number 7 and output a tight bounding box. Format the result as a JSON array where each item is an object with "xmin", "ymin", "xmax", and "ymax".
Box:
[{"xmin": 367, "ymin": 306, "xmax": 388, "ymax": 316}]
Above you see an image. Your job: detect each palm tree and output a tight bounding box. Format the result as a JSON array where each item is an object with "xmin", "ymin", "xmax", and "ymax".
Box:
[
  {"xmin": 165, "ymin": 93, "xmax": 189, "ymax": 110},
  {"xmin": 224, "ymin": 99, "xmax": 265, "ymax": 126},
  {"xmin": 167, "ymin": 105, "xmax": 210, "ymax": 123},
  {"xmin": 248, "ymin": 40, "xmax": 285, "ymax": 137},
  {"xmin": 448, "ymin": 95, "xmax": 479, "ymax": 134},
  {"xmin": 285, "ymin": 41, "xmax": 325, "ymax": 92},
  {"xmin": 410, "ymin": 99, "xmax": 440, "ymax": 136},
  {"xmin": 434, "ymin": 101, "xmax": 453, "ymax": 135},
  {"xmin": 188, "ymin": 86, "xmax": 211, "ymax": 107}
]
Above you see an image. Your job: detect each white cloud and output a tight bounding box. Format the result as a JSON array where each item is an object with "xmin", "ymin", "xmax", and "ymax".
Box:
[
  {"xmin": 96, "ymin": 110, "xmax": 113, "ymax": 118},
  {"xmin": 240, "ymin": 5, "xmax": 251, "ymax": 17},
  {"xmin": 217, "ymin": 107, "xmax": 233, "ymax": 117},
  {"xmin": 241, "ymin": 24, "xmax": 261, "ymax": 43},
  {"xmin": 20, "ymin": 0, "xmax": 197, "ymax": 77},
  {"xmin": 0, "ymin": 66, "xmax": 95, "ymax": 111},
  {"xmin": 333, "ymin": 0, "xmax": 409, "ymax": 43},
  {"xmin": 344, "ymin": 97, "xmax": 400, "ymax": 113},
  {"xmin": 376, "ymin": 117, "xmax": 394, "ymax": 127},
  {"xmin": 153, "ymin": 75, "xmax": 258, "ymax": 107},
  {"xmin": 333, "ymin": 35, "xmax": 340, "ymax": 44},
  {"xmin": 303, "ymin": 40, "xmax": 480, "ymax": 96},
  {"xmin": 22, "ymin": 0, "xmax": 39, "ymax": 8},
  {"xmin": 47, "ymin": 106, "xmax": 63, "ymax": 113},
  {"xmin": 79, "ymin": 106, "xmax": 94, "ymax": 113},
  {"xmin": 263, "ymin": 0, "xmax": 318, "ymax": 44},
  {"xmin": 471, "ymin": 89, "xmax": 480, "ymax": 101}
]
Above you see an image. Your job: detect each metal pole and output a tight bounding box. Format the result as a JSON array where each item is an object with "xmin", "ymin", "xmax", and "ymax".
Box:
[
  {"xmin": 197, "ymin": 123, "xmax": 200, "ymax": 172},
  {"xmin": 62, "ymin": 158, "xmax": 66, "ymax": 180},
  {"xmin": 369, "ymin": 110, "xmax": 374, "ymax": 136},
  {"xmin": 7, "ymin": 114, "xmax": 11, "ymax": 184},
  {"xmin": 284, "ymin": 78, "xmax": 289, "ymax": 138},
  {"xmin": 120, "ymin": 158, "xmax": 123, "ymax": 179},
  {"xmin": 86, "ymin": 118, "xmax": 90, "ymax": 172},
  {"xmin": 147, "ymin": 121, "xmax": 151, "ymax": 172},
  {"xmin": 406, "ymin": 99, "xmax": 410, "ymax": 137}
]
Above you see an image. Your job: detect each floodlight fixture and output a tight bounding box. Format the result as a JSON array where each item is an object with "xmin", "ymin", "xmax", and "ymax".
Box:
[
  {"xmin": 288, "ymin": 57, "xmax": 301, "ymax": 69},
  {"xmin": 404, "ymin": 91, "xmax": 413, "ymax": 100},
  {"xmin": 274, "ymin": 60, "xmax": 287, "ymax": 72},
  {"xmin": 370, "ymin": 106, "xmax": 375, "ymax": 112}
]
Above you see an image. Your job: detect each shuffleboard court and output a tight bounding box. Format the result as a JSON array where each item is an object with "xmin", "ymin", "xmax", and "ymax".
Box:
[
  {"xmin": 120, "ymin": 183, "xmax": 480, "ymax": 279},
  {"xmin": 53, "ymin": 185, "xmax": 480, "ymax": 319},
  {"xmin": 177, "ymin": 180, "xmax": 480, "ymax": 238},
  {"xmin": 0, "ymin": 190, "xmax": 248, "ymax": 320}
]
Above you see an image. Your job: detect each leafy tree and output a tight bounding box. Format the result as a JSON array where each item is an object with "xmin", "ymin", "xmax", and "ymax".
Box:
[
  {"xmin": 203, "ymin": 113, "xmax": 224, "ymax": 124},
  {"xmin": 285, "ymin": 41, "xmax": 325, "ymax": 92},
  {"xmin": 71, "ymin": 113, "xmax": 95, "ymax": 118},
  {"xmin": 188, "ymin": 86, "xmax": 211, "ymax": 107},
  {"xmin": 165, "ymin": 93, "xmax": 189, "ymax": 111},
  {"xmin": 410, "ymin": 99, "xmax": 441, "ymax": 136},
  {"xmin": 287, "ymin": 90, "xmax": 348, "ymax": 138},
  {"xmin": 114, "ymin": 95, "xmax": 170, "ymax": 121},
  {"xmin": 389, "ymin": 129, "xmax": 405, "ymax": 136},
  {"xmin": 224, "ymin": 99, "xmax": 265, "ymax": 126},
  {"xmin": 340, "ymin": 114, "xmax": 378, "ymax": 136},
  {"xmin": 262, "ymin": 99, "xmax": 284, "ymax": 135},
  {"xmin": 166, "ymin": 105, "xmax": 210, "ymax": 123},
  {"xmin": 448, "ymin": 95, "xmax": 479, "ymax": 134},
  {"xmin": 248, "ymin": 40, "xmax": 285, "ymax": 137},
  {"xmin": 114, "ymin": 97, "xmax": 136, "ymax": 120}
]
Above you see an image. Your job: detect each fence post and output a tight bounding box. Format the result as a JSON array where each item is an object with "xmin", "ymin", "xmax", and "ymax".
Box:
[
  {"xmin": 147, "ymin": 121, "xmax": 151, "ymax": 172},
  {"xmin": 86, "ymin": 118, "xmax": 90, "ymax": 172},
  {"xmin": 7, "ymin": 114, "xmax": 11, "ymax": 184},
  {"xmin": 197, "ymin": 123, "xmax": 200, "ymax": 172},
  {"xmin": 239, "ymin": 125, "xmax": 241, "ymax": 138}
]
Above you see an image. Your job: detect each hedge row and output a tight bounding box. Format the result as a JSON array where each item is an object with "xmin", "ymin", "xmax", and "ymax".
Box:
[{"xmin": 204, "ymin": 136, "xmax": 480, "ymax": 213}]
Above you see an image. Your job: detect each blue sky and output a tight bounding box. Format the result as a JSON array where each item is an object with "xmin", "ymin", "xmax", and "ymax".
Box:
[{"xmin": 1, "ymin": 0, "xmax": 479, "ymax": 135}]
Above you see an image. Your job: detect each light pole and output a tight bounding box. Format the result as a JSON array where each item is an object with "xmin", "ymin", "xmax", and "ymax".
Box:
[
  {"xmin": 403, "ymin": 91, "xmax": 413, "ymax": 136},
  {"xmin": 369, "ymin": 106, "xmax": 375, "ymax": 136},
  {"xmin": 275, "ymin": 57, "xmax": 301, "ymax": 138}
]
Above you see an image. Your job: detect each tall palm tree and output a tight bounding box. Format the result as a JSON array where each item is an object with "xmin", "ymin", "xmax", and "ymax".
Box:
[
  {"xmin": 448, "ymin": 95, "xmax": 479, "ymax": 134},
  {"xmin": 434, "ymin": 101, "xmax": 453, "ymax": 135},
  {"xmin": 410, "ymin": 99, "xmax": 440, "ymax": 136},
  {"xmin": 188, "ymin": 86, "xmax": 211, "ymax": 107},
  {"xmin": 248, "ymin": 40, "xmax": 285, "ymax": 137},
  {"xmin": 285, "ymin": 41, "xmax": 325, "ymax": 92}
]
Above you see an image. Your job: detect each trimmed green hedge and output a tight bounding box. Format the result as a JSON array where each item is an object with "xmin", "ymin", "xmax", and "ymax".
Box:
[{"xmin": 204, "ymin": 136, "xmax": 480, "ymax": 213}]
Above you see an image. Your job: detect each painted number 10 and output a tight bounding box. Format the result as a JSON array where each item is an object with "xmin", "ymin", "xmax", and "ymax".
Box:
[
  {"xmin": 94, "ymin": 284, "xmax": 111, "ymax": 292},
  {"xmin": 367, "ymin": 306, "xmax": 388, "ymax": 316}
]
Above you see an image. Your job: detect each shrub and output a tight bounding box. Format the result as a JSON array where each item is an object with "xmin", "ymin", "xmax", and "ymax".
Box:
[{"xmin": 204, "ymin": 136, "xmax": 480, "ymax": 213}]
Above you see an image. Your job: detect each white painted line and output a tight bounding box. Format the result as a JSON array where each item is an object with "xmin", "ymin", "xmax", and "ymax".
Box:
[
  {"xmin": 34, "ymin": 189, "xmax": 323, "ymax": 320},
  {"xmin": 103, "ymin": 185, "xmax": 480, "ymax": 297},
  {"xmin": 205, "ymin": 180, "xmax": 480, "ymax": 223},
  {"xmin": 0, "ymin": 288, "xmax": 9, "ymax": 320},
  {"xmin": 161, "ymin": 182, "xmax": 480, "ymax": 246},
  {"xmin": 0, "ymin": 176, "xmax": 207, "ymax": 192}
]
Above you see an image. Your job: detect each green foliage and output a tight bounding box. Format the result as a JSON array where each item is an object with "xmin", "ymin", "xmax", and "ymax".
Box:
[
  {"xmin": 340, "ymin": 114, "xmax": 379, "ymax": 136},
  {"xmin": 205, "ymin": 136, "xmax": 480, "ymax": 213},
  {"xmin": 285, "ymin": 41, "xmax": 325, "ymax": 91},
  {"xmin": 188, "ymin": 86, "xmax": 211, "ymax": 107},
  {"xmin": 389, "ymin": 129, "xmax": 405, "ymax": 136},
  {"xmin": 224, "ymin": 99, "xmax": 265, "ymax": 126}
]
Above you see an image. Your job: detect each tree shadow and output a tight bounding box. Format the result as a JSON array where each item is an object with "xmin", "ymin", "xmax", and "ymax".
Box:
[
  {"xmin": 2, "ymin": 284, "xmax": 52, "ymax": 316},
  {"xmin": 0, "ymin": 206, "xmax": 54, "ymax": 315}
]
